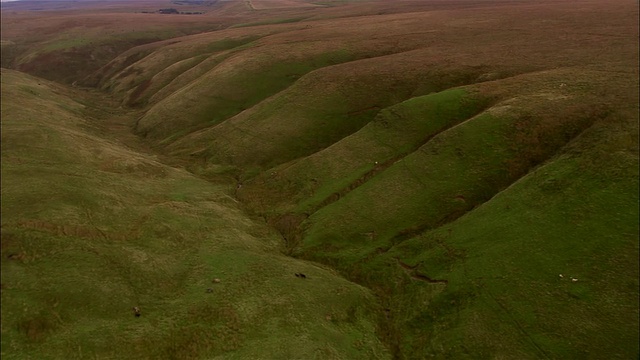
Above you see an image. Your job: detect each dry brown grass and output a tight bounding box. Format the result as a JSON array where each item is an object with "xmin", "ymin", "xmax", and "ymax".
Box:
[
  {"xmin": 145, "ymin": 0, "xmax": 636, "ymax": 174},
  {"xmin": 2, "ymin": 0, "xmax": 637, "ymax": 85}
]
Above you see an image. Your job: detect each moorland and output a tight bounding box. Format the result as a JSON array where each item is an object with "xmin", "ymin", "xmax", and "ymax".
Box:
[{"xmin": 1, "ymin": 0, "xmax": 638, "ymax": 359}]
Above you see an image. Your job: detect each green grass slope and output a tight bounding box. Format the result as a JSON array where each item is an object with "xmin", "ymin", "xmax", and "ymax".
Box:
[
  {"xmin": 298, "ymin": 69, "xmax": 611, "ymax": 264},
  {"xmin": 0, "ymin": 69, "xmax": 389, "ymax": 359},
  {"xmin": 164, "ymin": 56, "xmax": 501, "ymax": 174},
  {"xmin": 247, "ymin": 64, "xmax": 638, "ymax": 358},
  {"xmin": 237, "ymin": 86, "xmax": 494, "ymax": 218},
  {"xmin": 97, "ymin": 31, "xmax": 275, "ymax": 102},
  {"xmin": 214, "ymin": 3, "xmax": 637, "ymax": 356},
  {"xmin": 1, "ymin": 0, "xmax": 637, "ymax": 359},
  {"xmin": 134, "ymin": 43, "xmax": 358, "ymax": 144},
  {"xmin": 374, "ymin": 108, "xmax": 639, "ymax": 359}
]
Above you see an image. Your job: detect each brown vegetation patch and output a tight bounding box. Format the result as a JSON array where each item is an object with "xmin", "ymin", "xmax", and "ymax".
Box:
[
  {"xmin": 506, "ymin": 101, "xmax": 612, "ymax": 178},
  {"xmin": 17, "ymin": 314, "xmax": 57, "ymax": 342},
  {"xmin": 1, "ymin": 229, "xmax": 19, "ymax": 251},
  {"xmin": 127, "ymin": 78, "xmax": 153, "ymax": 106}
]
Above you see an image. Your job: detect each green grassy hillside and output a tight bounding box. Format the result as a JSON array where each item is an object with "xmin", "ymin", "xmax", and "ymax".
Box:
[
  {"xmin": 0, "ymin": 69, "xmax": 388, "ymax": 359},
  {"xmin": 1, "ymin": 0, "xmax": 638, "ymax": 359},
  {"xmin": 290, "ymin": 68, "xmax": 639, "ymax": 358},
  {"xmin": 371, "ymin": 105, "xmax": 639, "ymax": 358},
  {"xmin": 297, "ymin": 69, "xmax": 610, "ymax": 261}
]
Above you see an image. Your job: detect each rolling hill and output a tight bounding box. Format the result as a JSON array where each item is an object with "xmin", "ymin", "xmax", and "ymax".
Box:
[{"xmin": 1, "ymin": 0, "xmax": 638, "ymax": 358}]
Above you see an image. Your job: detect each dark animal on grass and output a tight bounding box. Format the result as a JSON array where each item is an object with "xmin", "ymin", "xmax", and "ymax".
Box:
[
  {"xmin": 133, "ymin": 306, "xmax": 141, "ymax": 317},
  {"xmin": 295, "ymin": 273, "xmax": 307, "ymax": 279}
]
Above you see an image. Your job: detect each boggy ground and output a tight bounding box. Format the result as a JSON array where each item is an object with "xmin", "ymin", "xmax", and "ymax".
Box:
[{"xmin": 1, "ymin": 0, "xmax": 638, "ymax": 359}]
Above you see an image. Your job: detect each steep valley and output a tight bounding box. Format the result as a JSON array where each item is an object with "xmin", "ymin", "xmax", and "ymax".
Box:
[{"xmin": 1, "ymin": 0, "xmax": 638, "ymax": 359}]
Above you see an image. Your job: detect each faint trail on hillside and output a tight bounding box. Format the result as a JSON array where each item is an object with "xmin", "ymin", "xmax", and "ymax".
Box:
[{"xmin": 483, "ymin": 286, "xmax": 551, "ymax": 359}]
